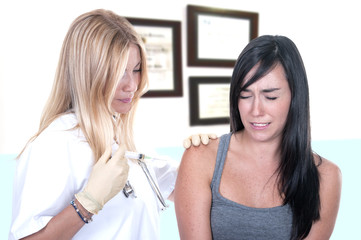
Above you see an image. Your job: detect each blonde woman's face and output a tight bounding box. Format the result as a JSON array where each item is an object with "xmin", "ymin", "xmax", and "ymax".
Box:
[{"xmin": 111, "ymin": 44, "xmax": 141, "ymax": 114}]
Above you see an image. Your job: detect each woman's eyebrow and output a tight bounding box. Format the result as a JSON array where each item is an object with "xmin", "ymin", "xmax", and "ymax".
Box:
[
  {"xmin": 262, "ymin": 88, "xmax": 280, "ymax": 93},
  {"xmin": 241, "ymin": 88, "xmax": 280, "ymax": 93},
  {"xmin": 134, "ymin": 61, "xmax": 141, "ymax": 68}
]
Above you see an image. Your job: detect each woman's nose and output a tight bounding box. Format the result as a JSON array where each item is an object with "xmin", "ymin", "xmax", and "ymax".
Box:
[
  {"xmin": 122, "ymin": 71, "xmax": 138, "ymax": 92},
  {"xmin": 251, "ymin": 97, "xmax": 264, "ymax": 116}
]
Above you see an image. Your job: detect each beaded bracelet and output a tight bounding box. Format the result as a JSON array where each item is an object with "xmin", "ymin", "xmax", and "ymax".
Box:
[{"xmin": 70, "ymin": 200, "xmax": 93, "ymax": 224}]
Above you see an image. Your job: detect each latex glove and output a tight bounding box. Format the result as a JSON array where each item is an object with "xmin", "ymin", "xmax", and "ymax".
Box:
[
  {"xmin": 75, "ymin": 145, "xmax": 129, "ymax": 214},
  {"xmin": 183, "ymin": 133, "xmax": 218, "ymax": 149}
]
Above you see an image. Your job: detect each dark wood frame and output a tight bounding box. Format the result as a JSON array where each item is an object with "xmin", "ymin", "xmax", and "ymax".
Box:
[
  {"xmin": 189, "ymin": 76, "xmax": 231, "ymax": 126},
  {"xmin": 127, "ymin": 17, "xmax": 183, "ymax": 97},
  {"xmin": 187, "ymin": 5, "xmax": 258, "ymax": 67}
]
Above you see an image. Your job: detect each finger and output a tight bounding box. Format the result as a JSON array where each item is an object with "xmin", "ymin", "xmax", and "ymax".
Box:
[
  {"xmin": 208, "ymin": 133, "xmax": 218, "ymax": 139},
  {"xmin": 109, "ymin": 145, "xmax": 126, "ymax": 163},
  {"xmin": 191, "ymin": 135, "xmax": 201, "ymax": 147},
  {"xmin": 200, "ymin": 134, "xmax": 210, "ymax": 145},
  {"xmin": 183, "ymin": 138, "xmax": 192, "ymax": 149},
  {"xmin": 98, "ymin": 147, "xmax": 112, "ymax": 164}
]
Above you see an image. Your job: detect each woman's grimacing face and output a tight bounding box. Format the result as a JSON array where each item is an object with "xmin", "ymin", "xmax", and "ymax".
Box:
[
  {"xmin": 111, "ymin": 43, "xmax": 141, "ymax": 114},
  {"xmin": 238, "ymin": 63, "xmax": 291, "ymax": 143}
]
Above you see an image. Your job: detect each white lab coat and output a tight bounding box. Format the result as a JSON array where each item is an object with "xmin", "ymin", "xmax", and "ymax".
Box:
[{"xmin": 9, "ymin": 113, "xmax": 178, "ymax": 240}]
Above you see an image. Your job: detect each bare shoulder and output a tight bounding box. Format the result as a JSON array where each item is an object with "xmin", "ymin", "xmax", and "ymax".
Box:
[
  {"xmin": 183, "ymin": 137, "xmax": 219, "ymax": 160},
  {"xmin": 179, "ymin": 138, "xmax": 220, "ymax": 181},
  {"xmin": 315, "ymin": 154, "xmax": 342, "ymax": 182}
]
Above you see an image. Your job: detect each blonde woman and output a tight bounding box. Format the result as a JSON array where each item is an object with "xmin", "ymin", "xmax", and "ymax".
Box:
[{"xmin": 9, "ymin": 9, "xmax": 202, "ymax": 240}]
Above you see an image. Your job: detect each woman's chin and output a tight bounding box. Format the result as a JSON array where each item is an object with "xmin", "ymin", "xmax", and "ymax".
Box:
[
  {"xmin": 112, "ymin": 102, "xmax": 132, "ymax": 114},
  {"xmin": 115, "ymin": 107, "xmax": 132, "ymax": 114}
]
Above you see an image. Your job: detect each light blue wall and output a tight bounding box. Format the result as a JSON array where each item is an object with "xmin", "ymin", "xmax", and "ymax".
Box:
[
  {"xmin": 1, "ymin": 155, "xmax": 16, "ymax": 239},
  {"xmin": 1, "ymin": 139, "xmax": 360, "ymax": 239},
  {"xmin": 310, "ymin": 139, "xmax": 361, "ymax": 240}
]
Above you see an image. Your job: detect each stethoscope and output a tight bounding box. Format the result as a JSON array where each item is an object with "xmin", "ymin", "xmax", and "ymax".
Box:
[{"xmin": 122, "ymin": 151, "xmax": 168, "ymax": 210}]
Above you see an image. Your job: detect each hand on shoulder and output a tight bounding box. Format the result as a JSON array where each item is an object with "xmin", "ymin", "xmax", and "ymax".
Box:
[
  {"xmin": 179, "ymin": 137, "xmax": 219, "ymax": 186},
  {"xmin": 183, "ymin": 133, "xmax": 218, "ymax": 149},
  {"xmin": 183, "ymin": 136, "xmax": 219, "ymax": 159}
]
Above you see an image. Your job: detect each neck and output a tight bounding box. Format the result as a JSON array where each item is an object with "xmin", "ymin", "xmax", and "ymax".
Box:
[{"xmin": 234, "ymin": 131, "xmax": 282, "ymax": 165}]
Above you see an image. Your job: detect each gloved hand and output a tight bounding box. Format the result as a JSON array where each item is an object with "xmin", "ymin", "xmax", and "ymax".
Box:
[
  {"xmin": 75, "ymin": 145, "xmax": 129, "ymax": 214},
  {"xmin": 183, "ymin": 133, "xmax": 218, "ymax": 149}
]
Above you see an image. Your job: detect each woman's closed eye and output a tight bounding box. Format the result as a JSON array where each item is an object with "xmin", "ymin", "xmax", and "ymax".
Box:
[
  {"xmin": 265, "ymin": 96, "xmax": 278, "ymax": 100},
  {"xmin": 240, "ymin": 95, "xmax": 251, "ymax": 99},
  {"xmin": 239, "ymin": 89, "xmax": 252, "ymax": 99},
  {"xmin": 263, "ymin": 88, "xmax": 280, "ymax": 100}
]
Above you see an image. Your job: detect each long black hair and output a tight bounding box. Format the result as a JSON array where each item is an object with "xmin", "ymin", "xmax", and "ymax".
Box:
[{"xmin": 230, "ymin": 35, "xmax": 320, "ymax": 239}]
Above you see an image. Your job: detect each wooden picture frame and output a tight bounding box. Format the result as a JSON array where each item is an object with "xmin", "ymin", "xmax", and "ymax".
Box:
[
  {"xmin": 187, "ymin": 5, "xmax": 258, "ymax": 67},
  {"xmin": 127, "ymin": 17, "xmax": 183, "ymax": 97},
  {"xmin": 189, "ymin": 77, "xmax": 231, "ymax": 126}
]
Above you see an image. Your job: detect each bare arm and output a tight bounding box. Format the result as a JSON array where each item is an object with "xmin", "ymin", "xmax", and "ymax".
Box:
[
  {"xmin": 169, "ymin": 133, "xmax": 218, "ymax": 203},
  {"xmin": 21, "ymin": 199, "xmax": 90, "ymax": 240},
  {"xmin": 174, "ymin": 140, "xmax": 218, "ymax": 240},
  {"xmin": 305, "ymin": 157, "xmax": 342, "ymax": 240}
]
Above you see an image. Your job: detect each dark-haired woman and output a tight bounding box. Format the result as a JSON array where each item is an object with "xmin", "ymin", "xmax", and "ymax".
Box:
[{"xmin": 174, "ymin": 35, "xmax": 342, "ymax": 240}]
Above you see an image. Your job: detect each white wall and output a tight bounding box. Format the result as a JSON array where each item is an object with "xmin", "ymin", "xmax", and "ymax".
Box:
[{"xmin": 1, "ymin": 0, "xmax": 360, "ymax": 154}]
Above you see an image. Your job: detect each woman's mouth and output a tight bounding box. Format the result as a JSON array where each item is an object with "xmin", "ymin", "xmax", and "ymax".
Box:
[
  {"xmin": 251, "ymin": 122, "xmax": 270, "ymax": 129},
  {"xmin": 120, "ymin": 98, "xmax": 132, "ymax": 103}
]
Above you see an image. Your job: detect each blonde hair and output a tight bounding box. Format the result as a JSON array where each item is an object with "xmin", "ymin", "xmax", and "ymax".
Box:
[{"xmin": 20, "ymin": 9, "xmax": 148, "ymax": 160}]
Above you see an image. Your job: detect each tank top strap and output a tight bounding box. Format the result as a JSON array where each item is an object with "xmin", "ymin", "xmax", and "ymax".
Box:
[{"xmin": 211, "ymin": 133, "xmax": 232, "ymax": 191}]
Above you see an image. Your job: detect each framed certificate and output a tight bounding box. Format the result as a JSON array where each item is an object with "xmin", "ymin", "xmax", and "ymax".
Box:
[
  {"xmin": 127, "ymin": 18, "xmax": 183, "ymax": 97},
  {"xmin": 189, "ymin": 77, "xmax": 231, "ymax": 126},
  {"xmin": 187, "ymin": 5, "xmax": 258, "ymax": 67}
]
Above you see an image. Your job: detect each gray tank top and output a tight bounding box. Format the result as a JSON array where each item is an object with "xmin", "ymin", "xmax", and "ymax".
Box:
[{"xmin": 210, "ymin": 133, "xmax": 293, "ymax": 240}]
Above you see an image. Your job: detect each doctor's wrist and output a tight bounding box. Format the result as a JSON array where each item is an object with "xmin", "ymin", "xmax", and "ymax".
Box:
[
  {"xmin": 70, "ymin": 198, "xmax": 94, "ymax": 224},
  {"xmin": 75, "ymin": 198, "xmax": 93, "ymax": 219}
]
